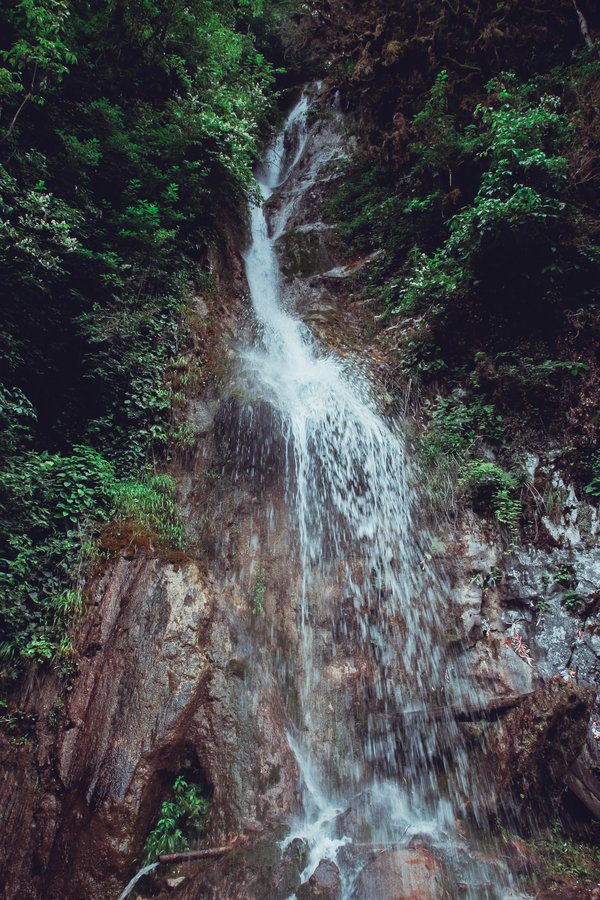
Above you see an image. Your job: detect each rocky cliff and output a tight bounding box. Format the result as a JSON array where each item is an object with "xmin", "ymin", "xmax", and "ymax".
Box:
[{"xmin": 1, "ymin": 82, "xmax": 599, "ymax": 900}]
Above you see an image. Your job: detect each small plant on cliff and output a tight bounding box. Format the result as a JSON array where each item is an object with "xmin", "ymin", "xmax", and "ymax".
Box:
[
  {"xmin": 584, "ymin": 450, "xmax": 600, "ymax": 500},
  {"xmin": 251, "ymin": 568, "xmax": 267, "ymax": 615},
  {"xmin": 523, "ymin": 820, "xmax": 600, "ymax": 887},
  {"xmin": 458, "ymin": 460, "xmax": 522, "ymax": 549},
  {"xmin": 142, "ymin": 774, "xmax": 210, "ymax": 865},
  {"xmin": 115, "ymin": 473, "xmax": 183, "ymax": 549}
]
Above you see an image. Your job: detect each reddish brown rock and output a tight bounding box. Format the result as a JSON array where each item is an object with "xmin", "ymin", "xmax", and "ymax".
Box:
[
  {"xmin": 349, "ymin": 848, "xmax": 451, "ymax": 900},
  {"xmin": 485, "ymin": 675, "xmax": 596, "ymax": 829},
  {"xmin": 0, "ymin": 554, "xmax": 300, "ymax": 900},
  {"xmin": 153, "ymin": 836, "xmax": 301, "ymax": 900}
]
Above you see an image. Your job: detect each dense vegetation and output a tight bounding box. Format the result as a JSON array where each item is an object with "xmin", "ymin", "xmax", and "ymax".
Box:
[
  {"xmin": 0, "ymin": 0, "xmax": 287, "ymax": 670},
  {"xmin": 318, "ymin": 0, "xmax": 600, "ymax": 540},
  {"xmin": 2, "ymin": 0, "xmax": 600, "ymax": 661}
]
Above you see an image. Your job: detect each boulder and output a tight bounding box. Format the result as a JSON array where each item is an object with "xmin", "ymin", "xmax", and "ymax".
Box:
[
  {"xmin": 349, "ymin": 848, "xmax": 450, "ymax": 900},
  {"xmin": 296, "ymin": 859, "xmax": 342, "ymax": 899}
]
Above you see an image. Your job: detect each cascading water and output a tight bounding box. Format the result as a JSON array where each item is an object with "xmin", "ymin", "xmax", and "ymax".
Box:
[{"xmin": 239, "ymin": 86, "xmax": 529, "ymax": 899}]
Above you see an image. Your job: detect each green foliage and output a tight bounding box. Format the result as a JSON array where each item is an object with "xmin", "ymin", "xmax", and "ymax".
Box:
[
  {"xmin": 0, "ymin": 384, "xmax": 36, "ymax": 454},
  {"xmin": 584, "ymin": 450, "xmax": 600, "ymax": 500},
  {"xmin": 332, "ymin": 65, "xmax": 600, "ymax": 397},
  {"xmin": 326, "ymin": 165, "xmax": 443, "ymax": 272},
  {"xmin": 494, "ymin": 352, "xmax": 589, "ymax": 381},
  {"xmin": 0, "ymin": 0, "xmax": 280, "ymax": 675},
  {"xmin": 552, "ymin": 564, "xmax": 574, "ymax": 586},
  {"xmin": 0, "ymin": 698, "xmax": 37, "ymax": 747},
  {"xmin": 561, "ymin": 589, "xmax": 583, "ymax": 612},
  {"xmin": 397, "ymin": 77, "xmax": 571, "ymax": 334},
  {"xmin": 422, "ymin": 389, "xmax": 503, "ymax": 462},
  {"xmin": 142, "ymin": 774, "xmax": 210, "ymax": 865},
  {"xmin": 251, "ymin": 567, "xmax": 267, "ymax": 614},
  {"xmin": 458, "ymin": 460, "xmax": 522, "ymax": 547},
  {"xmin": 393, "ymin": 247, "xmax": 465, "ymax": 317},
  {"xmin": 0, "ymin": 445, "xmax": 184, "ymax": 670},
  {"xmin": 419, "ymin": 388, "xmax": 507, "ymax": 514},
  {"xmin": 477, "ymin": 79, "xmax": 570, "ymax": 196},
  {"xmin": 0, "ymin": 0, "xmax": 278, "ymax": 458},
  {"xmin": 525, "ymin": 822, "xmax": 600, "ymax": 886},
  {"xmin": 411, "ymin": 70, "xmax": 478, "ymax": 177},
  {"xmin": 0, "ymin": 444, "xmax": 116, "ymax": 668},
  {"xmin": 116, "ymin": 475, "xmax": 183, "ymax": 550},
  {"xmin": 0, "ymin": 0, "xmax": 76, "ymax": 114}
]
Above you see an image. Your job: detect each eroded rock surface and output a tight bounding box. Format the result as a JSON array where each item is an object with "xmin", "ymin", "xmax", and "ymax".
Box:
[
  {"xmin": 154, "ymin": 836, "xmax": 301, "ymax": 900},
  {"xmin": 0, "ymin": 552, "xmax": 299, "ymax": 900}
]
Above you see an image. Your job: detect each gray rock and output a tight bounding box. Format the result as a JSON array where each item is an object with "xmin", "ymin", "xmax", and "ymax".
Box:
[{"xmin": 296, "ymin": 859, "xmax": 342, "ymax": 899}]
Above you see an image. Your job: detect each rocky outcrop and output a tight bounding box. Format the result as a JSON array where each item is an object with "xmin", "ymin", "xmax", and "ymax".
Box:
[
  {"xmin": 486, "ymin": 675, "xmax": 595, "ymax": 830},
  {"xmin": 154, "ymin": 834, "xmax": 304, "ymax": 900},
  {"xmin": 0, "ymin": 552, "xmax": 299, "ymax": 900}
]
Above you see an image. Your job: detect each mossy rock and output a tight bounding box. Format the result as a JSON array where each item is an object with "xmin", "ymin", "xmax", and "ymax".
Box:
[{"xmin": 277, "ymin": 228, "xmax": 333, "ymax": 278}]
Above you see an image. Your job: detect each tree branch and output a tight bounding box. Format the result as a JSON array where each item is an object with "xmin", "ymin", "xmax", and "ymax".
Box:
[{"xmin": 572, "ymin": 0, "xmax": 594, "ymax": 48}]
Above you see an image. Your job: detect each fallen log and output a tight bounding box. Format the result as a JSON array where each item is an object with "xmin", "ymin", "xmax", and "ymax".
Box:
[{"xmin": 158, "ymin": 845, "xmax": 237, "ymax": 864}]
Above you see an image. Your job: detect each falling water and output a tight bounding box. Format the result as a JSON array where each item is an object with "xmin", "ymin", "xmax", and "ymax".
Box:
[
  {"xmin": 116, "ymin": 863, "xmax": 159, "ymax": 900},
  {"xmin": 239, "ymin": 87, "xmax": 528, "ymax": 899}
]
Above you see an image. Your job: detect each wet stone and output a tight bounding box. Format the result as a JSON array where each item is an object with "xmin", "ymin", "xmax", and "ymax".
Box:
[
  {"xmin": 486, "ymin": 674, "xmax": 596, "ymax": 829},
  {"xmin": 213, "ymin": 396, "xmax": 292, "ymax": 489},
  {"xmin": 271, "ymin": 857, "xmax": 302, "ymax": 898},
  {"xmin": 283, "ymin": 837, "xmax": 311, "ymax": 871},
  {"xmin": 296, "ymin": 859, "xmax": 342, "ymax": 899},
  {"xmin": 349, "ymin": 848, "xmax": 450, "ymax": 900},
  {"xmin": 330, "ymin": 806, "xmax": 371, "ymax": 842}
]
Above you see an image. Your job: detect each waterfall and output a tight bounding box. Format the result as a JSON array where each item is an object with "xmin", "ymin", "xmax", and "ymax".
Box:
[{"xmin": 239, "ymin": 86, "xmax": 527, "ymax": 899}]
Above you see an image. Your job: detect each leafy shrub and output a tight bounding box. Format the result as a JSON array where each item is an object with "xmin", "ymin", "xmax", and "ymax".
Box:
[
  {"xmin": 0, "ymin": 446, "xmax": 183, "ymax": 670},
  {"xmin": 392, "ymin": 248, "xmax": 465, "ymax": 317},
  {"xmin": 142, "ymin": 774, "xmax": 210, "ymax": 864},
  {"xmin": 411, "ymin": 70, "xmax": 478, "ymax": 178},
  {"xmin": 0, "ymin": 446, "xmax": 116, "ymax": 667},
  {"xmin": 458, "ymin": 460, "xmax": 522, "ymax": 547},
  {"xmin": 425, "ymin": 390, "xmax": 504, "ymax": 459}
]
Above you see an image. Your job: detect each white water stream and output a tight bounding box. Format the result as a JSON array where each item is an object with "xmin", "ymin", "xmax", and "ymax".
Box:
[{"xmin": 240, "ymin": 87, "xmax": 527, "ymax": 899}]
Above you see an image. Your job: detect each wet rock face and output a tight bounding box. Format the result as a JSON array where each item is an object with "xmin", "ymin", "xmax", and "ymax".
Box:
[
  {"xmin": 276, "ymin": 224, "xmax": 341, "ymax": 279},
  {"xmin": 0, "ymin": 554, "xmax": 299, "ymax": 900},
  {"xmin": 536, "ymin": 886, "xmax": 600, "ymax": 900},
  {"xmin": 487, "ymin": 675, "xmax": 596, "ymax": 829},
  {"xmin": 296, "ymin": 858, "xmax": 342, "ymax": 899},
  {"xmin": 214, "ymin": 396, "xmax": 292, "ymax": 489},
  {"xmin": 349, "ymin": 848, "xmax": 450, "ymax": 900}
]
